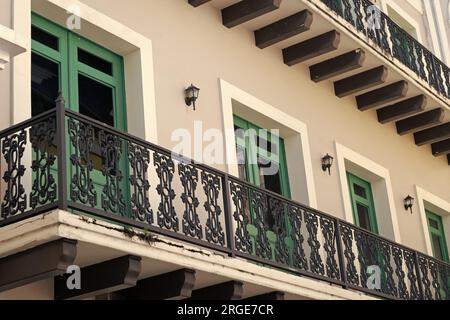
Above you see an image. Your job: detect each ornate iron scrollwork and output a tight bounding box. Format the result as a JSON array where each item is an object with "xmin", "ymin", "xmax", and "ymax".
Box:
[
  {"xmin": 305, "ymin": 211, "xmax": 325, "ymax": 276},
  {"xmin": 129, "ymin": 143, "xmax": 153, "ymax": 224},
  {"xmin": 202, "ymin": 172, "xmax": 225, "ymax": 246},
  {"xmin": 404, "ymin": 251, "xmax": 421, "ymax": 300},
  {"xmin": 392, "ymin": 247, "xmax": 408, "ymax": 300},
  {"xmin": 154, "ymin": 152, "xmax": 178, "ymax": 232},
  {"xmin": 340, "ymin": 224, "xmax": 359, "ymax": 285},
  {"xmin": 179, "ymin": 162, "xmax": 202, "ymax": 239},
  {"xmin": 320, "ymin": 217, "xmax": 340, "ymax": 280},
  {"xmin": 1, "ymin": 130, "xmax": 27, "ymax": 218},
  {"xmin": 68, "ymin": 119, "xmax": 97, "ymax": 207},
  {"xmin": 30, "ymin": 118, "xmax": 57, "ymax": 210},
  {"xmin": 418, "ymin": 256, "xmax": 433, "ymax": 300},
  {"xmin": 380, "ymin": 242, "xmax": 397, "ymax": 297},
  {"xmin": 429, "ymin": 260, "xmax": 441, "ymax": 300},
  {"xmin": 289, "ymin": 206, "xmax": 308, "ymax": 271},
  {"xmin": 270, "ymin": 197, "xmax": 289, "ymax": 265},
  {"xmin": 230, "ymin": 181, "xmax": 252, "ymax": 254},
  {"xmin": 100, "ymin": 131, "xmax": 125, "ymax": 215},
  {"xmin": 250, "ymin": 189, "xmax": 272, "ymax": 260}
]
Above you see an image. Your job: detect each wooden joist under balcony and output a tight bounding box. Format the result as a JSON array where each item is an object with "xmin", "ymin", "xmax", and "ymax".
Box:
[
  {"xmin": 310, "ymin": 49, "xmax": 365, "ymax": 82},
  {"xmin": 396, "ymin": 108, "xmax": 445, "ymax": 136},
  {"xmin": 255, "ymin": 10, "xmax": 313, "ymax": 49},
  {"xmin": 190, "ymin": 281, "xmax": 244, "ymax": 300},
  {"xmin": 356, "ymin": 81, "xmax": 409, "ymax": 111},
  {"xmin": 283, "ymin": 30, "xmax": 340, "ymax": 66},
  {"xmin": 0, "ymin": 239, "xmax": 77, "ymax": 293},
  {"xmin": 334, "ymin": 66, "xmax": 388, "ymax": 98},
  {"xmin": 432, "ymin": 139, "xmax": 450, "ymax": 157},
  {"xmin": 246, "ymin": 291, "xmax": 285, "ymax": 300},
  {"xmin": 414, "ymin": 123, "xmax": 450, "ymax": 146},
  {"xmin": 188, "ymin": 0, "xmax": 211, "ymax": 7},
  {"xmin": 377, "ymin": 95, "xmax": 427, "ymax": 124},
  {"xmin": 448, "ymin": 154, "xmax": 450, "ymax": 165},
  {"xmin": 54, "ymin": 255, "xmax": 142, "ymax": 300},
  {"xmin": 222, "ymin": 0, "xmax": 282, "ymax": 28},
  {"xmin": 117, "ymin": 268, "xmax": 196, "ymax": 300}
]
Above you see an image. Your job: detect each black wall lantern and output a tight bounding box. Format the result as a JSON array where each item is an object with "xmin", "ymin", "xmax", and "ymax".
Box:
[
  {"xmin": 321, "ymin": 154, "xmax": 334, "ymax": 175},
  {"xmin": 185, "ymin": 84, "xmax": 200, "ymax": 110},
  {"xmin": 404, "ymin": 195, "xmax": 415, "ymax": 214}
]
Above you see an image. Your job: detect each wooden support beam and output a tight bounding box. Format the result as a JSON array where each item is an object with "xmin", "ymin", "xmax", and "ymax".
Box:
[
  {"xmin": 432, "ymin": 139, "xmax": 450, "ymax": 157},
  {"xmin": 118, "ymin": 269, "xmax": 196, "ymax": 300},
  {"xmin": 54, "ymin": 255, "xmax": 141, "ymax": 300},
  {"xmin": 334, "ymin": 66, "xmax": 388, "ymax": 98},
  {"xmin": 447, "ymin": 154, "xmax": 450, "ymax": 165},
  {"xmin": 246, "ymin": 291, "xmax": 285, "ymax": 300},
  {"xmin": 188, "ymin": 0, "xmax": 211, "ymax": 7},
  {"xmin": 255, "ymin": 10, "xmax": 313, "ymax": 49},
  {"xmin": 190, "ymin": 281, "xmax": 244, "ymax": 300},
  {"xmin": 377, "ymin": 95, "xmax": 427, "ymax": 124},
  {"xmin": 283, "ymin": 30, "xmax": 340, "ymax": 66},
  {"xmin": 0, "ymin": 239, "xmax": 77, "ymax": 292},
  {"xmin": 222, "ymin": 0, "xmax": 282, "ymax": 28},
  {"xmin": 414, "ymin": 123, "xmax": 450, "ymax": 146},
  {"xmin": 396, "ymin": 108, "xmax": 445, "ymax": 136},
  {"xmin": 310, "ymin": 49, "xmax": 365, "ymax": 82},
  {"xmin": 356, "ymin": 81, "xmax": 408, "ymax": 111}
]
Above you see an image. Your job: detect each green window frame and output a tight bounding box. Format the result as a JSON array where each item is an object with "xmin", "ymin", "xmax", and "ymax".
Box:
[
  {"xmin": 31, "ymin": 12, "xmax": 127, "ymax": 131},
  {"xmin": 31, "ymin": 13, "xmax": 130, "ymax": 214},
  {"xmin": 233, "ymin": 115, "xmax": 290, "ymax": 198},
  {"xmin": 426, "ymin": 210, "xmax": 449, "ymax": 262},
  {"xmin": 347, "ymin": 173, "xmax": 379, "ymax": 234}
]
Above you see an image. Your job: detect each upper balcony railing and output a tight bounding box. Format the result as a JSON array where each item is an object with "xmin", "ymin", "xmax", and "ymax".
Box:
[
  {"xmin": 0, "ymin": 99, "xmax": 449, "ymax": 300},
  {"xmin": 319, "ymin": 0, "xmax": 450, "ymax": 102}
]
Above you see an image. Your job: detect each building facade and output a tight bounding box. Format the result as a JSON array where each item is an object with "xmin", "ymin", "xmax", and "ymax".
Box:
[{"xmin": 0, "ymin": 0, "xmax": 449, "ymax": 300}]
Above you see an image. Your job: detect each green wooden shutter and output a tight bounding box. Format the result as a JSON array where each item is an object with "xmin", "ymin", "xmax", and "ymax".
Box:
[
  {"xmin": 347, "ymin": 173, "xmax": 379, "ymax": 234},
  {"xmin": 426, "ymin": 210, "xmax": 449, "ymax": 262},
  {"xmin": 233, "ymin": 115, "xmax": 290, "ymax": 198}
]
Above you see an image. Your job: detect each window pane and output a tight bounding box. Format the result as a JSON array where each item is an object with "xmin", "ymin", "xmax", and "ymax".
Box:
[
  {"xmin": 353, "ymin": 183, "xmax": 367, "ymax": 198},
  {"xmin": 431, "ymin": 234, "xmax": 444, "ymax": 261},
  {"xmin": 428, "ymin": 218, "xmax": 439, "ymax": 230},
  {"xmin": 258, "ymin": 159, "xmax": 281, "ymax": 195},
  {"xmin": 32, "ymin": 26, "xmax": 59, "ymax": 50},
  {"xmin": 32, "ymin": 53, "xmax": 59, "ymax": 116},
  {"xmin": 356, "ymin": 203, "xmax": 372, "ymax": 231},
  {"xmin": 78, "ymin": 48, "xmax": 113, "ymax": 76},
  {"xmin": 256, "ymin": 134, "xmax": 277, "ymax": 155},
  {"xmin": 78, "ymin": 74, "xmax": 114, "ymax": 126}
]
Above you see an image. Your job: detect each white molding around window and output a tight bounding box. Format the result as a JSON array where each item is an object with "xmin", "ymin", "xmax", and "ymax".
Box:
[
  {"xmin": 415, "ymin": 185, "xmax": 450, "ymax": 257},
  {"xmin": 335, "ymin": 142, "xmax": 401, "ymax": 242},
  {"xmin": 12, "ymin": 0, "xmax": 158, "ymax": 143},
  {"xmin": 219, "ymin": 79, "xmax": 317, "ymax": 209}
]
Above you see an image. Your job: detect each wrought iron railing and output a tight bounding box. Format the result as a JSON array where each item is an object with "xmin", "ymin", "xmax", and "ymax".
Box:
[
  {"xmin": 0, "ymin": 101, "xmax": 449, "ymax": 300},
  {"xmin": 318, "ymin": 0, "xmax": 450, "ymax": 101}
]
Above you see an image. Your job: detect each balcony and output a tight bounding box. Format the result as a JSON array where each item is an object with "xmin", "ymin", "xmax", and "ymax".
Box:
[
  {"xmin": 189, "ymin": 0, "xmax": 450, "ymax": 165},
  {"xmin": 0, "ymin": 100, "xmax": 448, "ymax": 300}
]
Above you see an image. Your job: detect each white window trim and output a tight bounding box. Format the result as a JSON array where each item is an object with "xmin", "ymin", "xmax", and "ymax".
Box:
[
  {"xmin": 381, "ymin": 0, "xmax": 423, "ymax": 43},
  {"xmin": 415, "ymin": 185, "xmax": 450, "ymax": 257},
  {"xmin": 11, "ymin": 0, "xmax": 158, "ymax": 143},
  {"xmin": 219, "ymin": 79, "xmax": 317, "ymax": 209},
  {"xmin": 335, "ymin": 142, "xmax": 401, "ymax": 242}
]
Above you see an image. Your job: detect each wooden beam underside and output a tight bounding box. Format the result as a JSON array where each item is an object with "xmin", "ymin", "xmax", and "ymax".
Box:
[
  {"xmin": 255, "ymin": 10, "xmax": 313, "ymax": 49},
  {"xmin": 222, "ymin": 0, "xmax": 282, "ymax": 28},
  {"xmin": 0, "ymin": 239, "xmax": 77, "ymax": 293}
]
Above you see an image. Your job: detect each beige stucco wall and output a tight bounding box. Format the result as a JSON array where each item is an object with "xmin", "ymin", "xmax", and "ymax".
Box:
[{"xmin": 69, "ymin": 0, "xmax": 450, "ymax": 254}]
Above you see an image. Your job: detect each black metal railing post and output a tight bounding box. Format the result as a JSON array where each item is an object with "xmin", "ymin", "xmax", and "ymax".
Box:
[
  {"xmin": 413, "ymin": 251, "xmax": 425, "ymax": 300},
  {"xmin": 222, "ymin": 173, "xmax": 236, "ymax": 257},
  {"xmin": 55, "ymin": 94, "xmax": 68, "ymax": 211},
  {"xmin": 335, "ymin": 219, "xmax": 348, "ymax": 288}
]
